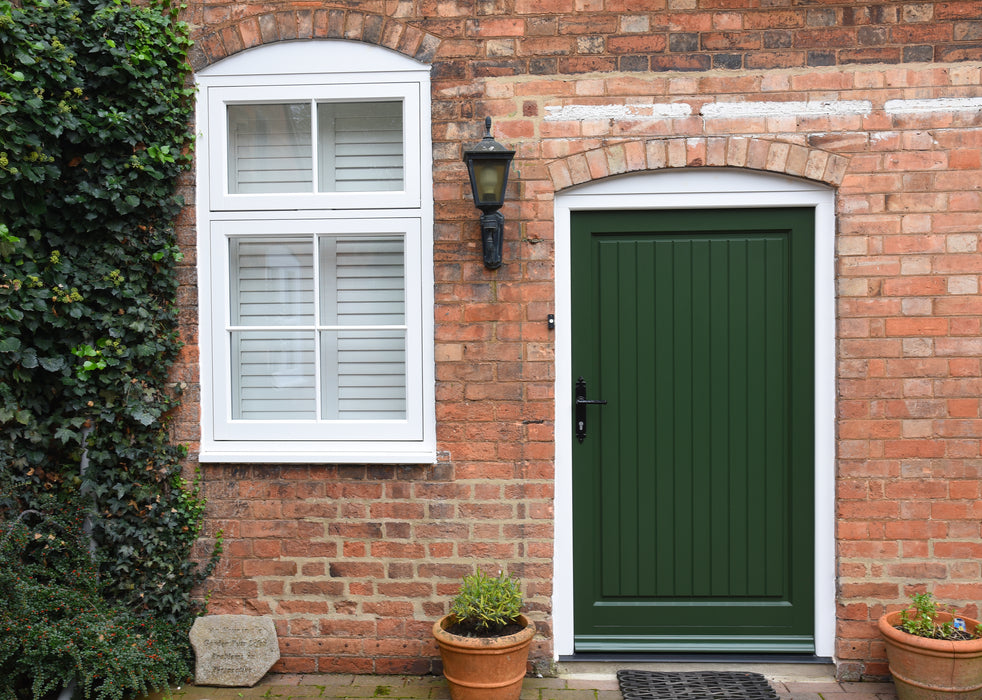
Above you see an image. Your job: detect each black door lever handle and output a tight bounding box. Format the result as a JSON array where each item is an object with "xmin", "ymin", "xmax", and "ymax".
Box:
[{"xmin": 575, "ymin": 376, "xmax": 607, "ymax": 443}]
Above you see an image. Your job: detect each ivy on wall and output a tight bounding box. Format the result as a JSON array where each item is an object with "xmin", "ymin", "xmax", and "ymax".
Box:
[{"xmin": 0, "ymin": 0, "xmax": 219, "ymax": 696}]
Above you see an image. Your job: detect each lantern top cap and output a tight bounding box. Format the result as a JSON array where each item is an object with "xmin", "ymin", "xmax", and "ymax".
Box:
[{"xmin": 464, "ymin": 117, "xmax": 515, "ymax": 158}]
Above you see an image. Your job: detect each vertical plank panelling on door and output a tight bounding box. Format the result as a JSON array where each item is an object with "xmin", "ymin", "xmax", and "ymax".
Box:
[
  {"xmin": 572, "ymin": 207, "xmax": 814, "ymax": 651},
  {"xmin": 592, "ymin": 232, "xmax": 790, "ymax": 602}
]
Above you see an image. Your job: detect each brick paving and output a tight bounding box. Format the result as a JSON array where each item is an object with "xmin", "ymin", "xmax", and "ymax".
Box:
[{"xmin": 160, "ymin": 673, "xmax": 898, "ymax": 700}]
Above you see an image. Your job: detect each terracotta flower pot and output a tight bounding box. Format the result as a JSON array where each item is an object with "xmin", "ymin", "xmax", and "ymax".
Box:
[
  {"xmin": 879, "ymin": 610, "xmax": 982, "ymax": 700},
  {"xmin": 432, "ymin": 614, "xmax": 535, "ymax": 700}
]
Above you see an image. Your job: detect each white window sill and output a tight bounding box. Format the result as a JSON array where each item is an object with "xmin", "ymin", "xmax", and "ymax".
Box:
[{"xmin": 198, "ymin": 443, "xmax": 437, "ymax": 465}]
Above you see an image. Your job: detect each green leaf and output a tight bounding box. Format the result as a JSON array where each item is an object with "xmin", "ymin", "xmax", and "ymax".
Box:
[
  {"xmin": 0, "ymin": 337, "xmax": 22, "ymax": 352},
  {"xmin": 38, "ymin": 356, "xmax": 66, "ymax": 371},
  {"xmin": 54, "ymin": 425, "xmax": 78, "ymax": 443},
  {"xmin": 20, "ymin": 347, "xmax": 38, "ymax": 368}
]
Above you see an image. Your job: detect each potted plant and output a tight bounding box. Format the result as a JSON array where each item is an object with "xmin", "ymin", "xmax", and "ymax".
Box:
[
  {"xmin": 878, "ymin": 592, "xmax": 982, "ymax": 700},
  {"xmin": 432, "ymin": 570, "xmax": 535, "ymax": 700}
]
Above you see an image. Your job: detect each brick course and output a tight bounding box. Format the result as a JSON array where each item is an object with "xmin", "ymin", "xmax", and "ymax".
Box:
[{"xmin": 174, "ymin": 0, "xmax": 982, "ymax": 681}]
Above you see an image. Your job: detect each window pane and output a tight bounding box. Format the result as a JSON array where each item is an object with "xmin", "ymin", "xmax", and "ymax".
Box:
[
  {"xmin": 232, "ymin": 331, "xmax": 316, "ymax": 420},
  {"xmin": 231, "ymin": 238, "xmax": 313, "ymax": 326},
  {"xmin": 317, "ymin": 101, "xmax": 403, "ymax": 192},
  {"xmin": 227, "ymin": 103, "xmax": 312, "ymax": 194},
  {"xmin": 320, "ymin": 236, "xmax": 405, "ymax": 326},
  {"xmin": 321, "ymin": 330, "xmax": 407, "ymax": 420}
]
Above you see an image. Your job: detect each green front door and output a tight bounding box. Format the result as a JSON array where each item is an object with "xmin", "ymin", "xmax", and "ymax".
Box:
[{"xmin": 571, "ymin": 208, "xmax": 815, "ymax": 653}]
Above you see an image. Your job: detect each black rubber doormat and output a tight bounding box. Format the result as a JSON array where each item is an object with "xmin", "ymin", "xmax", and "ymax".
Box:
[{"xmin": 617, "ymin": 670, "xmax": 779, "ymax": 700}]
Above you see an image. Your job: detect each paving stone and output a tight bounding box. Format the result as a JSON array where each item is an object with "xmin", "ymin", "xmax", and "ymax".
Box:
[
  {"xmin": 538, "ymin": 689, "xmax": 600, "ymax": 700},
  {"xmin": 279, "ymin": 686, "xmax": 326, "ymax": 697},
  {"xmin": 840, "ymin": 682, "xmax": 897, "ymax": 696},
  {"xmin": 526, "ymin": 678, "xmax": 570, "ymax": 689},
  {"xmin": 784, "ymin": 681, "xmax": 845, "ymax": 694},
  {"xmin": 428, "ymin": 686, "xmax": 452, "ymax": 700},
  {"xmin": 566, "ymin": 678, "xmax": 619, "ymax": 690},
  {"xmin": 268, "ymin": 676, "xmax": 308, "ymax": 687},
  {"xmin": 327, "ymin": 684, "xmax": 393, "ymax": 698}
]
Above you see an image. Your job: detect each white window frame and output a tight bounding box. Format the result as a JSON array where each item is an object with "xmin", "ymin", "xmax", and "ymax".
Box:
[{"xmin": 196, "ymin": 41, "xmax": 435, "ymax": 463}]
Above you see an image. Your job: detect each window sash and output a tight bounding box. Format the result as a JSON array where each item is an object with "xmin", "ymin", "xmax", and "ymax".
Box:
[
  {"xmin": 211, "ymin": 218, "xmax": 424, "ymax": 442},
  {"xmin": 208, "ymin": 83, "xmax": 421, "ymax": 212}
]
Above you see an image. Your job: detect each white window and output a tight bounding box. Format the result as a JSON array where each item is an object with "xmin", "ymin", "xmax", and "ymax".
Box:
[{"xmin": 196, "ymin": 42, "xmax": 435, "ymax": 463}]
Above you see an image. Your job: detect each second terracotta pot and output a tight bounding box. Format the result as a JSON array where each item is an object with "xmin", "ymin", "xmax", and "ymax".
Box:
[{"xmin": 879, "ymin": 610, "xmax": 982, "ymax": 700}]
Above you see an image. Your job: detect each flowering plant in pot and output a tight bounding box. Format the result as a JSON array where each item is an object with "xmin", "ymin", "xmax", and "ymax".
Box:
[
  {"xmin": 432, "ymin": 570, "xmax": 535, "ymax": 700},
  {"xmin": 878, "ymin": 592, "xmax": 982, "ymax": 700}
]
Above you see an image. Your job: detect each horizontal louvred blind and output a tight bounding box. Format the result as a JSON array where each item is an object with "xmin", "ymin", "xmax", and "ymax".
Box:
[
  {"xmin": 228, "ymin": 235, "xmax": 406, "ymax": 422},
  {"xmin": 230, "ymin": 238, "xmax": 315, "ymax": 419},
  {"xmin": 233, "ymin": 331, "xmax": 316, "ymax": 420},
  {"xmin": 323, "ymin": 237, "xmax": 406, "ymax": 420},
  {"xmin": 231, "ymin": 238, "xmax": 313, "ymax": 325},
  {"xmin": 227, "ymin": 104, "xmax": 313, "ymax": 194},
  {"xmin": 318, "ymin": 102, "xmax": 403, "ymax": 192},
  {"xmin": 332, "ymin": 237, "xmax": 405, "ymax": 325}
]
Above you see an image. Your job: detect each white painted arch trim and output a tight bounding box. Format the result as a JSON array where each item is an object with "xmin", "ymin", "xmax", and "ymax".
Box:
[{"xmin": 552, "ymin": 168, "xmax": 836, "ymax": 660}]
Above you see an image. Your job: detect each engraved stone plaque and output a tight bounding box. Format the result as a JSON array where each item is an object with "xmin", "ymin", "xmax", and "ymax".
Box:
[{"xmin": 189, "ymin": 615, "xmax": 280, "ymax": 687}]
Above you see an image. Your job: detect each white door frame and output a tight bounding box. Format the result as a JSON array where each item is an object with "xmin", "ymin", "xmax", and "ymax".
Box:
[{"xmin": 553, "ymin": 168, "xmax": 836, "ymax": 659}]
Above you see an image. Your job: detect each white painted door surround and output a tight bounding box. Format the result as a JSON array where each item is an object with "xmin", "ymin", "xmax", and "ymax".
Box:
[{"xmin": 552, "ymin": 168, "xmax": 836, "ymax": 660}]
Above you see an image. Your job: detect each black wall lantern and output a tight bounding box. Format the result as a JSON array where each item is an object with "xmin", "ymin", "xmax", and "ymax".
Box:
[{"xmin": 463, "ymin": 117, "xmax": 515, "ymax": 269}]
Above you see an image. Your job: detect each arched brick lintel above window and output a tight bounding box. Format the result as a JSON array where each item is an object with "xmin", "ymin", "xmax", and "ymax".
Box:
[{"xmin": 190, "ymin": 12, "xmax": 443, "ymax": 72}]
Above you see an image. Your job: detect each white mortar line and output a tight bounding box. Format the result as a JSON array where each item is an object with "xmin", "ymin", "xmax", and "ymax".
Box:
[
  {"xmin": 884, "ymin": 96, "xmax": 982, "ymax": 114},
  {"xmin": 701, "ymin": 100, "xmax": 872, "ymax": 118},
  {"xmin": 544, "ymin": 103, "xmax": 692, "ymax": 120},
  {"xmin": 545, "ymin": 95, "xmax": 981, "ymax": 123}
]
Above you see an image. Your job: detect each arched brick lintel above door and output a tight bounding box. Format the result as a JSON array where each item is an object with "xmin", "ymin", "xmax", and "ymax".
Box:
[{"xmin": 545, "ymin": 137, "xmax": 850, "ymax": 193}]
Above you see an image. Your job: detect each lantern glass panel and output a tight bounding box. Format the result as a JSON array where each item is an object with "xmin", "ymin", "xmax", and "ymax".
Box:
[{"xmin": 472, "ymin": 160, "xmax": 508, "ymax": 206}]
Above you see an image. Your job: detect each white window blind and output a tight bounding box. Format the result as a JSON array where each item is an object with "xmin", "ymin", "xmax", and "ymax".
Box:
[
  {"xmin": 230, "ymin": 238, "xmax": 315, "ymax": 420},
  {"xmin": 228, "ymin": 233, "xmax": 407, "ymax": 423},
  {"xmin": 321, "ymin": 236, "xmax": 406, "ymax": 420},
  {"xmin": 227, "ymin": 100, "xmax": 404, "ymax": 196},
  {"xmin": 318, "ymin": 102, "xmax": 403, "ymax": 192},
  {"xmin": 227, "ymin": 104, "xmax": 313, "ymax": 194}
]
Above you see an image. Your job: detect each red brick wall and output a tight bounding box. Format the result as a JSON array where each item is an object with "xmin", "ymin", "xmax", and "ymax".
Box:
[
  {"xmin": 173, "ymin": 0, "xmax": 982, "ymax": 680},
  {"xmin": 193, "ymin": 463, "xmax": 554, "ymax": 674}
]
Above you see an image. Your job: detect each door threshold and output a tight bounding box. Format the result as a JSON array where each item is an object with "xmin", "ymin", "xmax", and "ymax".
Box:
[
  {"xmin": 560, "ymin": 653, "xmax": 832, "ymax": 663},
  {"xmin": 557, "ymin": 654, "xmax": 835, "ymax": 683}
]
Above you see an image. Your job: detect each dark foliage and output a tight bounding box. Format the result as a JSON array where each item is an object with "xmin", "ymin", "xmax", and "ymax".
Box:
[{"xmin": 0, "ymin": 0, "xmax": 220, "ymax": 696}]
